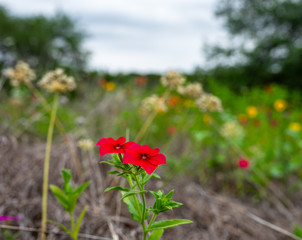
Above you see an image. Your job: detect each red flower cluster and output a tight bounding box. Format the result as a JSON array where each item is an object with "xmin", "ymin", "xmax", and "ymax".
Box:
[
  {"xmin": 96, "ymin": 137, "xmax": 166, "ymax": 174},
  {"xmin": 237, "ymin": 158, "xmax": 250, "ymax": 169}
]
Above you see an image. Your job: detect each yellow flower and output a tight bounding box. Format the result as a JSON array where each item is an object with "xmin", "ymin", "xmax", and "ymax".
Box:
[
  {"xmin": 104, "ymin": 82, "xmax": 115, "ymax": 91},
  {"xmin": 246, "ymin": 106, "xmax": 258, "ymax": 118},
  {"xmin": 203, "ymin": 113, "xmax": 212, "ymax": 124},
  {"xmin": 274, "ymin": 99, "xmax": 287, "ymax": 112},
  {"xmin": 289, "ymin": 122, "xmax": 301, "ymax": 132}
]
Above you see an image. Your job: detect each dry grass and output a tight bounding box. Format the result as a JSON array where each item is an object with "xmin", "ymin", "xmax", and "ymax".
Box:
[{"xmin": 1, "ymin": 134, "xmax": 301, "ymax": 240}]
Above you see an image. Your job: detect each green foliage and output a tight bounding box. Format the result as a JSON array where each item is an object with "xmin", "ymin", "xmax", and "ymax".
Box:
[
  {"xmin": 0, "ymin": 6, "xmax": 88, "ymax": 75},
  {"xmin": 294, "ymin": 224, "xmax": 302, "ymax": 238},
  {"xmin": 50, "ymin": 169, "xmax": 90, "ymax": 240},
  {"xmin": 148, "ymin": 219, "xmax": 193, "ymax": 231},
  {"xmin": 148, "ymin": 229, "xmax": 164, "ymax": 240},
  {"xmin": 149, "ymin": 190, "xmax": 182, "ymax": 215},
  {"xmin": 208, "ymin": 0, "xmax": 302, "ymax": 89},
  {"xmin": 2, "ymin": 229, "xmax": 21, "ymax": 240},
  {"xmin": 50, "ymin": 169, "xmax": 90, "ymax": 213},
  {"xmin": 103, "ymin": 154, "xmax": 192, "ymax": 239}
]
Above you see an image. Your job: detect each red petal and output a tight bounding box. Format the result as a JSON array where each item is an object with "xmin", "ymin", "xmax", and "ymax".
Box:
[
  {"xmin": 123, "ymin": 143, "xmax": 141, "ymax": 165},
  {"xmin": 99, "ymin": 145, "xmax": 114, "ymax": 156},
  {"xmin": 96, "ymin": 138, "xmax": 108, "ymax": 146},
  {"xmin": 116, "ymin": 136, "xmax": 126, "ymax": 145},
  {"xmin": 122, "ymin": 141, "xmax": 135, "ymax": 150},
  {"xmin": 141, "ymin": 145, "xmax": 160, "ymax": 156},
  {"xmin": 140, "ymin": 161, "xmax": 158, "ymax": 175},
  {"xmin": 148, "ymin": 154, "xmax": 166, "ymax": 166}
]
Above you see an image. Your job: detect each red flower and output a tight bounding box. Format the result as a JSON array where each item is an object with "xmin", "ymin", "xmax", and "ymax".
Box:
[
  {"xmin": 96, "ymin": 137, "xmax": 134, "ymax": 156},
  {"xmin": 237, "ymin": 158, "xmax": 250, "ymax": 169},
  {"xmin": 123, "ymin": 143, "xmax": 166, "ymax": 174}
]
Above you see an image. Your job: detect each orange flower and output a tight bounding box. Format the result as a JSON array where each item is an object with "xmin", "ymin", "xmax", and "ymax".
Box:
[
  {"xmin": 238, "ymin": 114, "xmax": 248, "ymax": 125},
  {"xmin": 135, "ymin": 76, "xmax": 147, "ymax": 86},
  {"xmin": 246, "ymin": 106, "xmax": 258, "ymax": 118},
  {"xmin": 274, "ymin": 99, "xmax": 287, "ymax": 112},
  {"xmin": 98, "ymin": 78, "xmax": 107, "ymax": 87},
  {"xmin": 168, "ymin": 95, "xmax": 180, "ymax": 107}
]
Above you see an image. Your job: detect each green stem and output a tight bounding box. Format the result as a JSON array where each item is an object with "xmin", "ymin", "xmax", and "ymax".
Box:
[
  {"xmin": 126, "ymin": 175, "xmax": 143, "ymax": 219},
  {"xmin": 41, "ymin": 93, "xmax": 59, "ymax": 240},
  {"xmin": 133, "ymin": 174, "xmax": 147, "ymax": 240},
  {"xmin": 148, "ymin": 213, "xmax": 157, "ymax": 229},
  {"xmin": 70, "ymin": 212, "xmax": 76, "ymax": 240}
]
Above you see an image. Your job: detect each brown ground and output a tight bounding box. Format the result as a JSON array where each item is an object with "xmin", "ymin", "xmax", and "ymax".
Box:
[{"xmin": 0, "ymin": 134, "xmax": 301, "ymax": 240}]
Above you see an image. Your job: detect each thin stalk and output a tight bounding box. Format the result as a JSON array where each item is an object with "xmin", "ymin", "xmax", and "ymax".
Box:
[
  {"xmin": 134, "ymin": 110, "xmax": 157, "ymax": 142},
  {"xmin": 41, "ymin": 93, "xmax": 59, "ymax": 240},
  {"xmin": 26, "ymin": 81, "xmax": 83, "ymax": 177}
]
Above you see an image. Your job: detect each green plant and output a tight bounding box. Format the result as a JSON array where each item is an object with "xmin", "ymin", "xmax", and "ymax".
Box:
[
  {"xmin": 50, "ymin": 169, "xmax": 90, "ymax": 240},
  {"xmin": 97, "ymin": 136, "xmax": 192, "ymax": 240}
]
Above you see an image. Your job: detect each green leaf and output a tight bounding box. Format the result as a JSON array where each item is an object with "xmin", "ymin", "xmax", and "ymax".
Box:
[
  {"xmin": 151, "ymin": 173, "xmax": 161, "ymax": 179},
  {"xmin": 62, "ymin": 169, "xmax": 73, "ymax": 194},
  {"xmin": 120, "ymin": 189, "xmax": 147, "ymax": 200},
  {"xmin": 148, "ymin": 229, "xmax": 164, "ymax": 240},
  {"xmin": 104, "ymin": 186, "xmax": 130, "ymax": 192},
  {"xmin": 122, "ymin": 192, "xmax": 141, "ymax": 222},
  {"xmin": 74, "ymin": 181, "xmax": 90, "ymax": 196},
  {"xmin": 74, "ymin": 206, "xmax": 87, "ymax": 238},
  {"xmin": 49, "ymin": 185, "xmax": 69, "ymax": 211},
  {"xmin": 113, "ymin": 153, "xmax": 121, "ymax": 163},
  {"xmin": 48, "ymin": 219, "xmax": 73, "ymax": 237},
  {"xmin": 148, "ymin": 219, "xmax": 192, "ymax": 231},
  {"xmin": 294, "ymin": 224, "xmax": 302, "ymax": 237},
  {"xmin": 107, "ymin": 170, "xmax": 121, "ymax": 175}
]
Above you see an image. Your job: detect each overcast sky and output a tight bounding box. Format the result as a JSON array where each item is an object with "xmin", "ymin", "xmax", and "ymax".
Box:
[{"xmin": 0, "ymin": 0, "xmax": 227, "ymax": 73}]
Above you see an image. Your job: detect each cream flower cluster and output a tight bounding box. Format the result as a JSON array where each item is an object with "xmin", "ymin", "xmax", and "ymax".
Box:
[
  {"xmin": 195, "ymin": 93, "xmax": 223, "ymax": 112},
  {"xmin": 160, "ymin": 71, "xmax": 186, "ymax": 90},
  {"xmin": 4, "ymin": 61, "xmax": 36, "ymax": 87},
  {"xmin": 77, "ymin": 138, "xmax": 94, "ymax": 151},
  {"xmin": 177, "ymin": 82, "xmax": 203, "ymax": 98},
  {"xmin": 220, "ymin": 121, "xmax": 244, "ymax": 138},
  {"xmin": 38, "ymin": 68, "xmax": 76, "ymax": 93},
  {"xmin": 141, "ymin": 94, "xmax": 167, "ymax": 115}
]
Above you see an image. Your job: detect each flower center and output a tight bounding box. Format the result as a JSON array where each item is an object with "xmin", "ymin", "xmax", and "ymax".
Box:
[
  {"xmin": 141, "ymin": 154, "xmax": 148, "ymax": 160},
  {"xmin": 115, "ymin": 145, "xmax": 121, "ymax": 149}
]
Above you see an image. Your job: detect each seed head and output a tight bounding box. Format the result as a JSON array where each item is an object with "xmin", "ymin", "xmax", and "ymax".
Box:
[
  {"xmin": 177, "ymin": 82, "xmax": 203, "ymax": 98},
  {"xmin": 160, "ymin": 71, "xmax": 185, "ymax": 89},
  {"xmin": 195, "ymin": 94, "xmax": 223, "ymax": 112},
  {"xmin": 141, "ymin": 94, "xmax": 167, "ymax": 115},
  {"xmin": 38, "ymin": 68, "xmax": 76, "ymax": 93},
  {"xmin": 4, "ymin": 61, "xmax": 36, "ymax": 87}
]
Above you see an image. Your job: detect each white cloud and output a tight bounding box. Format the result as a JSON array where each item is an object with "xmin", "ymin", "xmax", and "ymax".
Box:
[{"xmin": 0, "ymin": 0, "xmax": 227, "ymax": 72}]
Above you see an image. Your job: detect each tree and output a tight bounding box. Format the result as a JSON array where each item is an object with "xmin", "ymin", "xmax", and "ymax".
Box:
[
  {"xmin": 0, "ymin": 6, "xmax": 89, "ymax": 74},
  {"xmin": 208, "ymin": 0, "xmax": 302, "ymax": 89}
]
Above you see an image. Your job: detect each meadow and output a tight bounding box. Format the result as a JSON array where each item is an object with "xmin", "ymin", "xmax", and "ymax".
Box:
[{"xmin": 1, "ymin": 62, "xmax": 302, "ymax": 240}]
